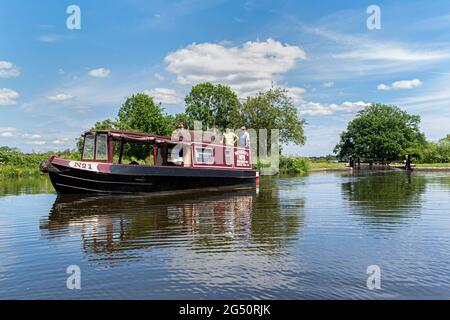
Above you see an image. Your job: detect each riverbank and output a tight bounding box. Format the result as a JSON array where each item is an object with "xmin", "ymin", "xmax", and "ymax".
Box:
[
  {"xmin": 308, "ymin": 162, "xmax": 350, "ymax": 172},
  {"xmin": 0, "ymin": 165, "xmax": 42, "ymax": 178},
  {"xmin": 309, "ymin": 162, "xmax": 450, "ymax": 173},
  {"xmin": 389, "ymin": 163, "xmax": 450, "ymax": 172},
  {"xmin": 413, "ymin": 163, "xmax": 450, "ymax": 171},
  {"xmin": 0, "ymin": 148, "xmax": 79, "ymax": 178},
  {"xmin": 1, "ymin": 151, "xmax": 450, "ymax": 178}
]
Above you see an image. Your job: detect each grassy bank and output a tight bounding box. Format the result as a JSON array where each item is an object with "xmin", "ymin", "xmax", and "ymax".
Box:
[
  {"xmin": 0, "ymin": 147, "xmax": 79, "ymax": 178},
  {"xmin": 0, "ymin": 165, "xmax": 42, "ymax": 178},
  {"xmin": 279, "ymin": 156, "xmax": 309, "ymax": 174},
  {"xmin": 415, "ymin": 163, "xmax": 450, "ymax": 168},
  {"xmin": 3, "ymin": 147, "xmax": 447, "ymax": 179},
  {"xmin": 414, "ymin": 163, "xmax": 450, "ymax": 171},
  {"xmin": 278, "ymin": 157, "xmax": 348, "ymax": 174},
  {"xmin": 308, "ymin": 162, "xmax": 348, "ymax": 171},
  {"xmin": 2, "ymin": 154, "xmax": 327, "ymax": 177}
]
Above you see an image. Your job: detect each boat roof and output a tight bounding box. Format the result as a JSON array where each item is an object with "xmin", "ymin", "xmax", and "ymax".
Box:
[{"xmin": 83, "ymin": 129, "xmax": 221, "ymax": 145}]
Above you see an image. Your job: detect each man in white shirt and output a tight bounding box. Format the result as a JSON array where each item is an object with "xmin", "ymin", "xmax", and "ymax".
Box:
[{"xmin": 239, "ymin": 126, "xmax": 250, "ymax": 148}]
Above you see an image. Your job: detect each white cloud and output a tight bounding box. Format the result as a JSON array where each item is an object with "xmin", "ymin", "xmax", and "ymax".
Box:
[
  {"xmin": 334, "ymin": 46, "xmax": 449, "ymax": 62},
  {"xmin": 377, "ymin": 84, "xmax": 390, "ymax": 91},
  {"xmin": 299, "ymin": 101, "xmax": 370, "ymax": 116},
  {"xmin": 377, "ymin": 78, "xmax": 422, "ymax": 91},
  {"xmin": 300, "ymin": 27, "xmax": 450, "ymax": 80},
  {"xmin": 145, "ymin": 88, "xmax": 183, "ymax": 105},
  {"xmin": 52, "ymin": 139, "xmax": 67, "ymax": 145},
  {"xmin": 0, "ymin": 88, "xmax": 19, "ymax": 106},
  {"xmin": 36, "ymin": 35, "xmax": 59, "ymax": 43},
  {"xmin": 392, "ymin": 73, "xmax": 450, "ymax": 114},
  {"xmin": 309, "ymin": 28, "xmax": 450, "ymax": 63},
  {"xmin": 23, "ymin": 133, "xmax": 42, "ymax": 140},
  {"xmin": 88, "ymin": 68, "xmax": 111, "ymax": 78},
  {"xmin": 281, "ymin": 86, "xmax": 306, "ymax": 104},
  {"xmin": 0, "ymin": 128, "xmax": 17, "ymax": 137},
  {"xmin": 321, "ymin": 81, "xmax": 334, "ymax": 88},
  {"xmin": 165, "ymin": 38, "xmax": 306, "ymax": 97},
  {"xmin": 391, "ymin": 79, "xmax": 423, "ymax": 89},
  {"xmin": 0, "ymin": 127, "xmax": 16, "ymax": 133},
  {"xmin": 0, "ymin": 61, "xmax": 20, "ymax": 78},
  {"xmin": 0, "ymin": 128, "xmax": 53, "ymax": 146},
  {"xmin": 47, "ymin": 93, "xmax": 74, "ymax": 101},
  {"xmin": 27, "ymin": 140, "xmax": 46, "ymax": 146}
]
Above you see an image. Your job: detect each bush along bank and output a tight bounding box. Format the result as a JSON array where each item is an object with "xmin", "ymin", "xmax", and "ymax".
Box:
[{"xmin": 0, "ymin": 147, "xmax": 80, "ymax": 178}]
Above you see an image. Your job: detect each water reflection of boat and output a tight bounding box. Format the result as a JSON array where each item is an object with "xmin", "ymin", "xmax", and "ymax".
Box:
[{"xmin": 40, "ymin": 187, "xmax": 256, "ymax": 264}]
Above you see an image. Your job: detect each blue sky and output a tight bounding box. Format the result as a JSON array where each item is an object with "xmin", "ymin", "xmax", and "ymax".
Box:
[{"xmin": 1, "ymin": 0, "xmax": 450, "ymax": 156}]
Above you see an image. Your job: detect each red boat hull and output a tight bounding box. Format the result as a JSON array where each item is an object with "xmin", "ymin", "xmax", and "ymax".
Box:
[{"xmin": 43, "ymin": 157, "xmax": 257, "ymax": 194}]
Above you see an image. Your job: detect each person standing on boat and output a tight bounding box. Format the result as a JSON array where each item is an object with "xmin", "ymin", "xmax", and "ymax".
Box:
[
  {"xmin": 223, "ymin": 128, "xmax": 238, "ymax": 147},
  {"xmin": 173, "ymin": 122, "xmax": 189, "ymax": 165},
  {"xmin": 239, "ymin": 126, "xmax": 250, "ymax": 149},
  {"xmin": 222, "ymin": 128, "xmax": 238, "ymax": 166}
]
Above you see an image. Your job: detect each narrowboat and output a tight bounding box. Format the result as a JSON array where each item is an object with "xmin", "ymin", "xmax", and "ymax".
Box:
[{"xmin": 40, "ymin": 130, "xmax": 258, "ymax": 194}]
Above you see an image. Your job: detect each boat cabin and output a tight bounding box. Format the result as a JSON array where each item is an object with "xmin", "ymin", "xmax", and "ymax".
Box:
[{"xmin": 80, "ymin": 130, "xmax": 252, "ymax": 170}]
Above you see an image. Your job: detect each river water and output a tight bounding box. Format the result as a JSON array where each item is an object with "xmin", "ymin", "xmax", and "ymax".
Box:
[{"xmin": 0, "ymin": 170, "xmax": 449, "ymax": 299}]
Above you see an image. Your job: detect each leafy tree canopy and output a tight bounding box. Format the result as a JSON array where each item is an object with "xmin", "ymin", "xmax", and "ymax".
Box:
[
  {"xmin": 184, "ymin": 82, "xmax": 241, "ymax": 130},
  {"xmin": 241, "ymin": 87, "xmax": 306, "ymax": 146},
  {"xmin": 0, "ymin": 146, "xmax": 21, "ymax": 154},
  {"xmin": 439, "ymin": 134, "xmax": 450, "ymax": 144},
  {"xmin": 172, "ymin": 113, "xmax": 194, "ymax": 130},
  {"xmin": 118, "ymin": 93, "xmax": 174, "ymax": 136},
  {"xmin": 334, "ymin": 104, "xmax": 426, "ymax": 161}
]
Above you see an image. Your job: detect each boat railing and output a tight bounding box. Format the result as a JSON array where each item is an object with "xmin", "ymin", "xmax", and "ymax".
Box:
[
  {"xmin": 80, "ymin": 130, "xmax": 252, "ymax": 169},
  {"xmin": 190, "ymin": 142, "xmax": 251, "ymax": 169}
]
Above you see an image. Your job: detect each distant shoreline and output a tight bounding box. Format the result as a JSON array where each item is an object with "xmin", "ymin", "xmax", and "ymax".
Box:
[
  {"xmin": 413, "ymin": 167, "xmax": 450, "ymax": 172},
  {"xmin": 309, "ymin": 164, "xmax": 450, "ymax": 173},
  {"xmin": 309, "ymin": 167, "xmax": 351, "ymax": 173}
]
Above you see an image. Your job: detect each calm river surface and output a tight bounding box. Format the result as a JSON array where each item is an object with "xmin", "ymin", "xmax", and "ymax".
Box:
[{"xmin": 1, "ymin": 170, "xmax": 450, "ymax": 299}]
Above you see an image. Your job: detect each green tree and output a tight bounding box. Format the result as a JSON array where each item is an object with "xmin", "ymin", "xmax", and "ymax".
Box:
[
  {"xmin": 420, "ymin": 135, "xmax": 450, "ymax": 163},
  {"xmin": 184, "ymin": 82, "xmax": 241, "ymax": 130},
  {"xmin": 118, "ymin": 93, "xmax": 174, "ymax": 136},
  {"xmin": 241, "ymin": 87, "xmax": 306, "ymax": 148},
  {"xmin": 172, "ymin": 113, "xmax": 194, "ymax": 130},
  {"xmin": 117, "ymin": 93, "xmax": 177, "ymax": 161},
  {"xmin": 334, "ymin": 104, "xmax": 426, "ymax": 161},
  {"xmin": 439, "ymin": 134, "xmax": 450, "ymax": 143},
  {"xmin": 0, "ymin": 146, "xmax": 21, "ymax": 154}
]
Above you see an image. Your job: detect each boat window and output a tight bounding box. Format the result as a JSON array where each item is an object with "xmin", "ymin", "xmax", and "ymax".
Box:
[
  {"xmin": 96, "ymin": 134, "xmax": 108, "ymax": 161},
  {"xmin": 195, "ymin": 147, "xmax": 214, "ymax": 164},
  {"xmin": 225, "ymin": 148, "xmax": 233, "ymax": 165},
  {"xmin": 83, "ymin": 135, "xmax": 95, "ymax": 160}
]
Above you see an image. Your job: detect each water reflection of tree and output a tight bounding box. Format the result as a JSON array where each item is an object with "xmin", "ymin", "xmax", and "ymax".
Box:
[
  {"xmin": 250, "ymin": 177, "xmax": 305, "ymax": 250},
  {"xmin": 341, "ymin": 171, "xmax": 427, "ymax": 226},
  {"xmin": 0, "ymin": 175, "xmax": 54, "ymax": 196}
]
